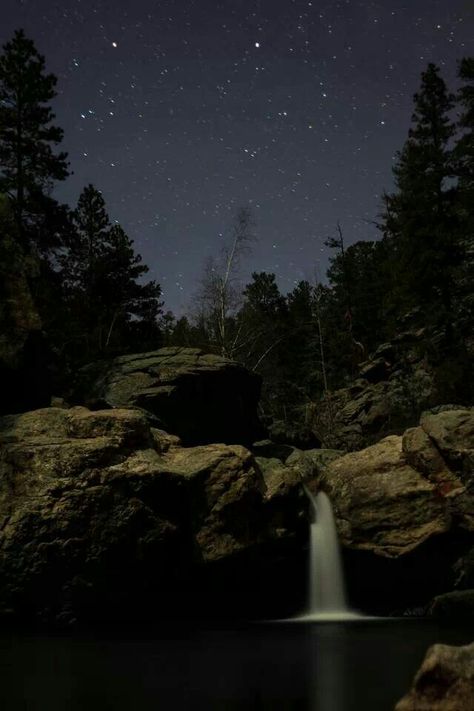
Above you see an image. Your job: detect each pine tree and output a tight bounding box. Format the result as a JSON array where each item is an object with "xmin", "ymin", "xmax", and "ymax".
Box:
[
  {"xmin": 326, "ymin": 239, "xmax": 387, "ymax": 356},
  {"xmin": 238, "ymin": 271, "xmax": 287, "ymax": 370},
  {"xmin": 382, "ymin": 63, "xmax": 458, "ymax": 328},
  {"xmin": 102, "ymin": 223, "xmax": 163, "ymax": 350},
  {"xmin": 0, "ymin": 30, "xmax": 69, "ymax": 244},
  {"xmin": 284, "ymin": 280, "xmax": 321, "ymax": 406},
  {"xmin": 60, "ymin": 185, "xmax": 162, "ymax": 360}
]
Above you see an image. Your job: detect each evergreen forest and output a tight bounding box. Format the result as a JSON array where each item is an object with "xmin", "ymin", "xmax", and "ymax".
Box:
[{"xmin": 1, "ymin": 30, "xmax": 473, "ymax": 442}]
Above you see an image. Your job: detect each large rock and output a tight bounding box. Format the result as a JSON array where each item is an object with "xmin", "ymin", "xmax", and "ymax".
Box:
[
  {"xmin": 1, "ymin": 404, "xmax": 473, "ymax": 625},
  {"xmin": 0, "ymin": 406, "xmax": 271, "ymax": 625},
  {"xmin": 73, "ymin": 348, "xmax": 264, "ymax": 446},
  {"xmin": 320, "ymin": 435, "xmax": 451, "ymax": 557},
  {"xmin": 320, "ymin": 409, "xmax": 473, "ymax": 557},
  {"xmin": 395, "ymin": 642, "xmax": 474, "ymax": 710},
  {"xmin": 316, "ymin": 409, "xmax": 474, "ymax": 611},
  {"xmin": 421, "ymin": 409, "xmax": 474, "ymax": 483}
]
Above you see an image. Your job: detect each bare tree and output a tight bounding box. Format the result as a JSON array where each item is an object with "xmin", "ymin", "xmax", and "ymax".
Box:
[{"xmin": 194, "ymin": 207, "xmax": 255, "ymax": 357}]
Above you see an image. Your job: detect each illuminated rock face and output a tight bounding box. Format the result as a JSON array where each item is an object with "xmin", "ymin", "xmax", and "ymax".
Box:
[
  {"xmin": 0, "ymin": 405, "xmax": 270, "ymax": 626},
  {"xmin": 319, "ymin": 408, "xmax": 473, "ymax": 558},
  {"xmin": 73, "ymin": 347, "xmax": 264, "ymax": 446},
  {"xmin": 0, "ymin": 404, "xmax": 472, "ymax": 626},
  {"xmin": 395, "ymin": 642, "xmax": 474, "ymax": 711},
  {"xmin": 313, "ymin": 408, "xmax": 474, "ymax": 614}
]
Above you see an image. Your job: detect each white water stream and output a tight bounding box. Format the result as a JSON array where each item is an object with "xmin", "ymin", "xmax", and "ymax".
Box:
[{"xmin": 298, "ymin": 488, "xmax": 360, "ymax": 621}]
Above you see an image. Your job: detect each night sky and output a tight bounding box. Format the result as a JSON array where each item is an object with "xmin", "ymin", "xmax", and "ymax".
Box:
[{"xmin": 2, "ymin": 0, "xmax": 473, "ymax": 314}]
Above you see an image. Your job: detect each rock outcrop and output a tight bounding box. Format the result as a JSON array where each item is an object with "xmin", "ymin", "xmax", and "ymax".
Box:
[
  {"xmin": 395, "ymin": 642, "xmax": 474, "ymax": 711},
  {"xmin": 314, "ymin": 408, "xmax": 474, "ymax": 611},
  {"xmin": 429, "ymin": 590, "xmax": 474, "ymax": 618},
  {"xmin": 319, "ymin": 408, "xmax": 473, "ymax": 555},
  {"xmin": 1, "ymin": 398, "xmax": 473, "ymax": 625},
  {"xmin": 309, "ymin": 324, "xmax": 472, "ymax": 451},
  {"xmin": 72, "ymin": 348, "xmax": 264, "ymax": 446},
  {"xmin": 0, "ymin": 406, "xmax": 272, "ymax": 625}
]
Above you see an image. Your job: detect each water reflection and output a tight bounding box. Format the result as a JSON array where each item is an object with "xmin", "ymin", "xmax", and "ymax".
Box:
[
  {"xmin": 309, "ymin": 624, "xmax": 347, "ymax": 711},
  {"xmin": 1, "ymin": 621, "xmax": 473, "ymax": 710}
]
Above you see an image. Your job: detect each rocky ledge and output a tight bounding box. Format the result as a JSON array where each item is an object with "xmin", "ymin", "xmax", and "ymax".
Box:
[
  {"xmin": 309, "ymin": 322, "xmax": 473, "ymax": 452},
  {"xmin": 1, "ymin": 397, "xmax": 473, "ymax": 625},
  {"xmin": 72, "ymin": 347, "xmax": 264, "ymax": 446}
]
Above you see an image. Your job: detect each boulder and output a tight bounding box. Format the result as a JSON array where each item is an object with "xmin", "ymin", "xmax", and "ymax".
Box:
[
  {"xmin": 72, "ymin": 347, "xmax": 264, "ymax": 446},
  {"xmin": 429, "ymin": 590, "xmax": 474, "ymax": 619},
  {"xmin": 320, "ymin": 410, "xmax": 473, "ymax": 558},
  {"xmin": 320, "ymin": 435, "xmax": 451, "ymax": 557},
  {"xmin": 0, "ymin": 406, "xmax": 271, "ymax": 625},
  {"xmin": 316, "ymin": 409, "xmax": 474, "ymax": 612},
  {"xmin": 266, "ymin": 419, "xmax": 321, "ymax": 449},
  {"xmin": 395, "ymin": 642, "xmax": 474, "ymax": 711},
  {"xmin": 1, "ymin": 403, "xmax": 473, "ymax": 625},
  {"xmin": 252, "ymin": 439, "xmax": 296, "ymax": 462},
  {"xmin": 420, "ymin": 409, "xmax": 474, "ymax": 532},
  {"xmin": 256, "ymin": 455, "xmax": 305, "ymax": 539},
  {"xmin": 420, "ymin": 409, "xmax": 474, "ymax": 481}
]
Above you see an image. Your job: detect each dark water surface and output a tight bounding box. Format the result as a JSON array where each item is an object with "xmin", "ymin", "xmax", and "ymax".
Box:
[{"xmin": 1, "ymin": 619, "xmax": 473, "ymax": 710}]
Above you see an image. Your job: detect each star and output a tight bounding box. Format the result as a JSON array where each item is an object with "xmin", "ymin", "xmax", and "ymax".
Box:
[{"xmin": 0, "ymin": 0, "xmax": 468, "ymax": 315}]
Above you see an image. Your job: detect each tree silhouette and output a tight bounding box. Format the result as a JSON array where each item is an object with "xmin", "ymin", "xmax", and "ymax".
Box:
[
  {"xmin": 382, "ymin": 63, "xmax": 458, "ymax": 327},
  {"xmin": 0, "ymin": 30, "xmax": 69, "ymax": 245},
  {"xmin": 195, "ymin": 206, "xmax": 255, "ymax": 357},
  {"xmin": 60, "ymin": 185, "xmax": 162, "ymax": 360}
]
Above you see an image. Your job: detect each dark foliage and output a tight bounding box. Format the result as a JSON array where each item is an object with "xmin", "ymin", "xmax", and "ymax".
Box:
[
  {"xmin": 58, "ymin": 184, "xmax": 163, "ymax": 364},
  {"xmin": 0, "ymin": 29, "xmax": 69, "ymax": 251},
  {"xmin": 0, "ymin": 29, "xmax": 472, "ymax": 422}
]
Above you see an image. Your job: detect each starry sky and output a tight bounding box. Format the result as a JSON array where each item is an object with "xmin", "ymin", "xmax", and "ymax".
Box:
[{"xmin": 1, "ymin": 0, "xmax": 473, "ymax": 314}]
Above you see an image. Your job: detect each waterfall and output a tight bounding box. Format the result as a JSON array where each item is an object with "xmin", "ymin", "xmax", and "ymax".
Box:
[{"xmin": 299, "ymin": 487, "xmax": 359, "ymax": 621}]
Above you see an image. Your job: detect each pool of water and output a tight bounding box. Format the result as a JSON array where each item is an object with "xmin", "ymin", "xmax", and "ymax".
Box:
[{"xmin": 1, "ymin": 618, "xmax": 473, "ymax": 710}]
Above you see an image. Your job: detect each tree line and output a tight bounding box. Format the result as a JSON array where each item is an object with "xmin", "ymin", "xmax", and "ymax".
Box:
[
  {"xmin": 0, "ymin": 30, "xmax": 472, "ymax": 425},
  {"xmin": 0, "ymin": 30, "xmax": 163, "ymax": 376},
  {"xmin": 166, "ymin": 61, "xmax": 474, "ymax": 426}
]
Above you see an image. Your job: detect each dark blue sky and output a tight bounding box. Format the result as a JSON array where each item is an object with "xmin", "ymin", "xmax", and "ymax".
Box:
[{"xmin": 2, "ymin": 0, "xmax": 473, "ymax": 313}]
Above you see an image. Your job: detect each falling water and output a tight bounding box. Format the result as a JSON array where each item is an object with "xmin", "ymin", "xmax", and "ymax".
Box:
[{"xmin": 299, "ymin": 487, "xmax": 359, "ymax": 621}]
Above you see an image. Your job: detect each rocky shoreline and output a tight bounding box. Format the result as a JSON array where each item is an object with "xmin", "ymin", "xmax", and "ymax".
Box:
[{"xmin": 0, "ymin": 348, "xmax": 473, "ymax": 629}]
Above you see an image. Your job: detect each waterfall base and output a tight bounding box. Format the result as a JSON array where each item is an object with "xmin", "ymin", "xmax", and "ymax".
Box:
[{"xmin": 294, "ymin": 610, "xmax": 363, "ymax": 622}]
